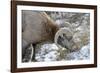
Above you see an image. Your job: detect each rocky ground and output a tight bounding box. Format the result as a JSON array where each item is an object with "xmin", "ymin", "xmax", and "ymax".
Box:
[{"xmin": 35, "ymin": 42, "xmax": 90, "ymax": 62}]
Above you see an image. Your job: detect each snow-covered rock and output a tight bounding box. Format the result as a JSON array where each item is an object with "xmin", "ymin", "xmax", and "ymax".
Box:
[
  {"xmin": 35, "ymin": 42, "xmax": 60, "ymax": 62},
  {"xmin": 34, "ymin": 41, "xmax": 90, "ymax": 62},
  {"xmin": 65, "ymin": 44, "xmax": 90, "ymax": 60}
]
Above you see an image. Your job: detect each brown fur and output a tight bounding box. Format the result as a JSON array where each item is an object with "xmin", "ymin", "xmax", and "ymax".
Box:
[{"xmin": 22, "ymin": 11, "xmax": 59, "ymax": 49}]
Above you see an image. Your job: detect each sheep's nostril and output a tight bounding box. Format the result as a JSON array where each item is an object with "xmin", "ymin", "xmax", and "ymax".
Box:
[{"xmin": 64, "ymin": 45, "xmax": 69, "ymax": 50}]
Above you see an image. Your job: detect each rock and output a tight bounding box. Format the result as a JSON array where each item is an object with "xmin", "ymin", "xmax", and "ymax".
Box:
[
  {"xmin": 65, "ymin": 44, "xmax": 90, "ymax": 60},
  {"xmin": 35, "ymin": 42, "xmax": 60, "ymax": 62}
]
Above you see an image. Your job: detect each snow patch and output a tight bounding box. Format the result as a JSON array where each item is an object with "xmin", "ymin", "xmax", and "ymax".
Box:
[{"xmin": 35, "ymin": 42, "xmax": 90, "ymax": 62}]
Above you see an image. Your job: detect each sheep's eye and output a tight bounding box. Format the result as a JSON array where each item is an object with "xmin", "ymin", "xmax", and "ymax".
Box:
[
  {"xmin": 57, "ymin": 36, "xmax": 64, "ymax": 45},
  {"xmin": 63, "ymin": 33, "xmax": 72, "ymax": 41}
]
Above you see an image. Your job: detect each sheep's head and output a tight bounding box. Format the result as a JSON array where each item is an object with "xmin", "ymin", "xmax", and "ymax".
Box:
[{"xmin": 55, "ymin": 27, "xmax": 80, "ymax": 52}]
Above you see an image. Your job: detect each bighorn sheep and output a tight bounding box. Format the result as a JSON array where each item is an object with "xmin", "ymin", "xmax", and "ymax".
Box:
[{"xmin": 22, "ymin": 11, "xmax": 80, "ymax": 62}]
